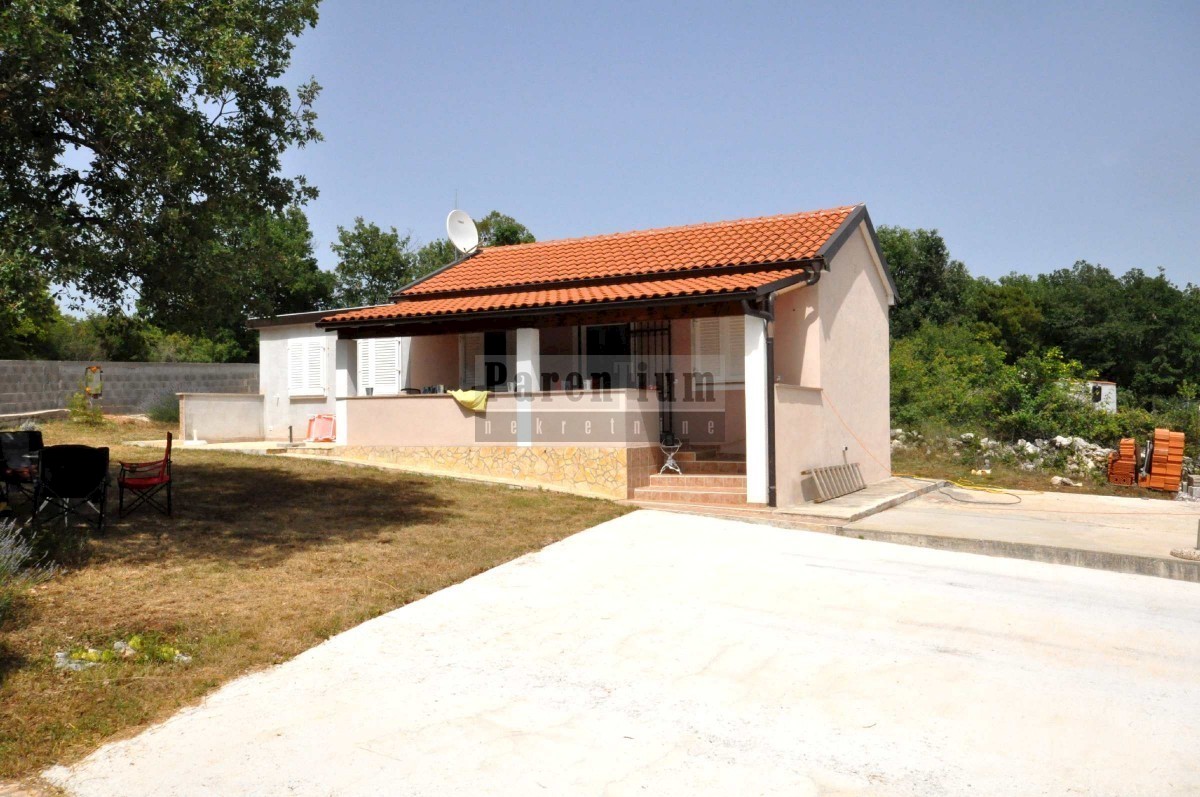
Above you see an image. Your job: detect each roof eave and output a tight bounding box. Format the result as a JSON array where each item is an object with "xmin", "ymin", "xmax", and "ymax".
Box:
[
  {"xmin": 316, "ymin": 289, "xmax": 762, "ymax": 330},
  {"xmin": 815, "ymin": 204, "xmax": 897, "ymax": 305},
  {"xmin": 388, "ymin": 249, "xmax": 480, "ymax": 301}
]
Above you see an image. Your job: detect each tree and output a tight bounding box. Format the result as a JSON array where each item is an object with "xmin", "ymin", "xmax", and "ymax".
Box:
[
  {"xmin": 968, "ymin": 275, "xmax": 1043, "ymax": 358},
  {"xmin": 0, "ymin": 250, "xmax": 63, "ymax": 358},
  {"xmin": 332, "ymin": 218, "xmax": 418, "ymax": 306},
  {"xmin": 413, "ymin": 238, "xmax": 459, "ymax": 279},
  {"xmin": 0, "ymin": 0, "xmax": 322, "ymax": 312},
  {"xmin": 476, "ymin": 210, "xmax": 535, "ymax": 247},
  {"xmin": 137, "ymin": 205, "xmax": 333, "ymax": 356},
  {"xmin": 876, "ymin": 226, "xmax": 972, "ymax": 338}
]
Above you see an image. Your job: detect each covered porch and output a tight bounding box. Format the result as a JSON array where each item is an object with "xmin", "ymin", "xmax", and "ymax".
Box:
[{"xmin": 321, "ymin": 296, "xmax": 774, "ymax": 504}]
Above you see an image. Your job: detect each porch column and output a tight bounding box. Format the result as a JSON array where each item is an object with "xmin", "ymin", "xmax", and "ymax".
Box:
[
  {"xmin": 515, "ymin": 327, "xmax": 540, "ymax": 447},
  {"xmin": 334, "ymin": 337, "xmax": 357, "ymax": 445},
  {"xmin": 744, "ymin": 315, "xmax": 769, "ymax": 504}
]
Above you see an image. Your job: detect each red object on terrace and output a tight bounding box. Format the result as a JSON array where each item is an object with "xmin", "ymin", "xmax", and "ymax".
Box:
[
  {"xmin": 306, "ymin": 414, "xmax": 336, "ymax": 443},
  {"xmin": 118, "ymin": 432, "xmax": 172, "ymax": 517},
  {"xmin": 319, "ymin": 205, "xmax": 861, "ymax": 326}
]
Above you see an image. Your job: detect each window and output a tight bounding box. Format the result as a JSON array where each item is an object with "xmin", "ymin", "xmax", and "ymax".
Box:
[
  {"xmin": 460, "ymin": 332, "xmax": 483, "ymax": 389},
  {"xmin": 691, "ymin": 316, "xmax": 745, "ymax": 383},
  {"xmin": 460, "ymin": 331, "xmax": 514, "ymax": 390},
  {"xmin": 358, "ymin": 338, "xmax": 400, "ymax": 395},
  {"xmin": 287, "ymin": 338, "xmax": 326, "ymax": 397}
]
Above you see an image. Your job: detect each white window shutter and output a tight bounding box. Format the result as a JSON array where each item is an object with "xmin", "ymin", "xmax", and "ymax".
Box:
[
  {"xmin": 307, "ymin": 341, "xmax": 325, "ymax": 392},
  {"xmin": 357, "ymin": 339, "xmax": 372, "ymax": 389},
  {"xmin": 461, "ymin": 332, "xmax": 483, "ymax": 388},
  {"xmin": 723, "ymin": 316, "xmax": 745, "ymax": 382},
  {"xmin": 372, "ymin": 339, "xmax": 399, "ymax": 394},
  {"xmin": 692, "ymin": 318, "xmax": 722, "ymax": 381},
  {"xmin": 288, "ymin": 343, "xmax": 304, "ymax": 394}
]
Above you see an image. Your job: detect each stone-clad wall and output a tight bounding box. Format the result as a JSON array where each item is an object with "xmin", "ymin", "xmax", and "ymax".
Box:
[
  {"xmin": 321, "ymin": 444, "xmax": 662, "ymax": 500},
  {"xmin": 0, "ymin": 360, "xmax": 257, "ymax": 415}
]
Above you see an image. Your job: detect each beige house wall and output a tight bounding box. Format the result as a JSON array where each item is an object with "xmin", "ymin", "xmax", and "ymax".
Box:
[
  {"xmin": 407, "ymin": 334, "xmax": 459, "ymax": 390},
  {"xmin": 773, "ymin": 220, "xmax": 892, "ymax": 504},
  {"xmin": 345, "ymin": 390, "xmax": 661, "ymax": 449}
]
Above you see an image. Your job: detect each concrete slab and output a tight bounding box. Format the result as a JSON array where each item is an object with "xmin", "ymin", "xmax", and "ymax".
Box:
[
  {"xmin": 45, "ymin": 511, "xmax": 1200, "ymax": 796},
  {"xmin": 844, "ymin": 487, "xmax": 1200, "ymax": 582},
  {"xmin": 129, "ymin": 439, "xmax": 335, "ymax": 454},
  {"xmin": 776, "ymin": 476, "xmax": 944, "ymax": 521}
]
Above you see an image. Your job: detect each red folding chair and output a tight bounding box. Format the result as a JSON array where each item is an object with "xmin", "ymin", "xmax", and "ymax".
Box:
[{"xmin": 118, "ymin": 433, "xmax": 173, "ymax": 518}]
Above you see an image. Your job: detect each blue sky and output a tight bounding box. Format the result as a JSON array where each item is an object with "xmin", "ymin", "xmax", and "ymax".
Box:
[{"xmin": 281, "ymin": 1, "xmax": 1199, "ymax": 284}]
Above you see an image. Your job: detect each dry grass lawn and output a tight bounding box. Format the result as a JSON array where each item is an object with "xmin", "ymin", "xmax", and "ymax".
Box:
[{"xmin": 0, "ymin": 418, "xmax": 628, "ymax": 780}]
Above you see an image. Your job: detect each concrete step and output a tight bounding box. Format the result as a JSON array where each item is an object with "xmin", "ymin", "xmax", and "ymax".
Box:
[
  {"xmin": 648, "ymin": 473, "xmax": 746, "ymax": 489},
  {"xmin": 674, "ymin": 459, "xmax": 747, "ymax": 475},
  {"xmin": 674, "ymin": 450, "xmax": 746, "ymax": 463},
  {"xmin": 632, "ymin": 487, "xmax": 750, "ymax": 505}
]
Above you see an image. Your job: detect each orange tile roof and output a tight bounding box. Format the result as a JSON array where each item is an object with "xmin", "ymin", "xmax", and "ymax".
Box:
[
  {"xmin": 404, "ymin": 205, "xmax": 856, "ymax": 296},
  {"xmin": 320, "ymin": 265, "xmax": 815, "ymax": 324},
  {"xmin": 320, "ymin": 205, "xmax": 859, "ymax": 326}
]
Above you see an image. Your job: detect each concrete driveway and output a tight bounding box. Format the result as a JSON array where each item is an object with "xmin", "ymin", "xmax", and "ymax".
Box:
[
  {"xmin": 845, "ymin": 487, "xmax": 1200, "ymax": 580},
  {"xmin": 47, "ymin": 510, "xmax": 1200, "ymax": 796}
]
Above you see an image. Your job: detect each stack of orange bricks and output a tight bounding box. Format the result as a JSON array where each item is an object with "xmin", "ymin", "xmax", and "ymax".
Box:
[
  {"xmin": 1106, "ymin": 438, "xmax": 1139, "ymax": 486},
  {"xmin": 1139, "ymin": 428, "xmax": 1186, "ymax": 492}
]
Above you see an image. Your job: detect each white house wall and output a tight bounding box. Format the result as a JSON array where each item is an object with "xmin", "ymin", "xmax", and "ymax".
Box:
[{"xmin": 259, "ymin": 323, "xmax": 339, "ymax": 440}]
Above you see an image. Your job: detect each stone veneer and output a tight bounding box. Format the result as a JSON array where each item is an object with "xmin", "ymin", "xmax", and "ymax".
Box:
[{"xmin": 328, "ymin": 444, "xmax": 663, "ymax": 500}]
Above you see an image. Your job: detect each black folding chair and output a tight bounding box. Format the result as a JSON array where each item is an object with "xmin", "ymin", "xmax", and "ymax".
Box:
[
  {"xmin": 1, "ymin": 430, "xmax": 43, "ymax": 504},
  {"xmin": 33, "ymin": 445, "xmax": 110, "ymax": 534}
]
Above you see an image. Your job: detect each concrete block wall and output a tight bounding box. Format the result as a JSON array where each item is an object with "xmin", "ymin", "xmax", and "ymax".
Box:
[{"xmin": 0, "ymin": 360, "xmax": 257, "ymax": 415}]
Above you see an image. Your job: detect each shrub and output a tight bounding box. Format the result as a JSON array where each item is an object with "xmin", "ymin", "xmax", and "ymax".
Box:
[
  {"xmin": 67, "ymin": 388, "xmax": 104, "ymax": 425},
  {"xmin": 147, "ymin": 392, "xmax": 180, "ymax": 424},
  {"xmin": 0, "ymin": 520, "xmax": 54, "ymax": 627},
  {"xmin": 892, "ymin": 324, "xmax": 1162, "ymax": 447}
]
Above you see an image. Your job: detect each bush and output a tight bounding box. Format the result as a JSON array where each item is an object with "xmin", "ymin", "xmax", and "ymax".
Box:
[
  {"xmin": 891, "ymin": 323, "xmax": 1190, "ymax": 450},
  {"xmin": 67, "ymin": 389, "xmax": 104, "ymax": 425},
  {"xmin": 0, "ymin": 520, "xmax": 54, "ymax": 627},
  {"xmin": 146, "ymin": 392, "xmax": 180, "ymax": 424}
]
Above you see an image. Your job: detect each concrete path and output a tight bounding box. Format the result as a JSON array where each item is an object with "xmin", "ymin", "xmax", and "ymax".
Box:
[
  {"xmin": 776, "ymin": 476, "xmax": 944, "ymax": 522},
  {"xmin": 45, "ymin": 511, "xmax": 1200, "ymax": 796},
  {"xmin": 845, "ymin": 487, "xmax": 1200, "ymax": 581}
]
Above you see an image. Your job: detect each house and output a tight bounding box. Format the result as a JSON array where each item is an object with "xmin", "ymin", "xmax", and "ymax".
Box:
[{"xmin": 181, "ymin": 204, "xmax": 896, "ymax": 507}]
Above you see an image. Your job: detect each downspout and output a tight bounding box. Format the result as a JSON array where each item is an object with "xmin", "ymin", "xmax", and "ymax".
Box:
[{"xmin": 742, "ymin": 264, "xmax": 822, "ymax": 508}]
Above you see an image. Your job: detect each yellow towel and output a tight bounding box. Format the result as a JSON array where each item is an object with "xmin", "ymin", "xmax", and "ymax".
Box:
[{"xmin": 448, "ymin": 389, "xmax": 489, "ymax": 412}]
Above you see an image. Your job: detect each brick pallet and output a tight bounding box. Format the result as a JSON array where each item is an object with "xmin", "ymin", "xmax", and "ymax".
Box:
[
  {"xmin": 1107, "ymin": 438, "xmax": 1138, "ymax": 486},
  {"xmin": 1139, "ymin": 428, "xmax": 1185, "ymax": 492}
]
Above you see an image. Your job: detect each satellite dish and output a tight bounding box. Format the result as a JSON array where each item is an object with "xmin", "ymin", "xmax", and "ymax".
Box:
[{"xmin": 446, "ymin": 209, "xmax": 479, "ymax": 254}]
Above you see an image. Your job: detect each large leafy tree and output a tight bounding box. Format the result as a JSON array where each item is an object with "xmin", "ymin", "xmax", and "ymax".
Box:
[
  {"xmin": 877, "ymin": 226, "xmax": 972, "ymax": 338},
  {"xmin": 0, "ymin": 250, "xmax": 63, "ymax": 358},
  {"xmin": 338, "ymin": 210, "xmax": 538, "ymax": 304},
  {"xmin": 413, "ymin": 237, "xmax": 459, "ymax": 279},
  {"xmin": 476, "ymin": 210, "xmax": 535, "ymax": 247},
  {"xmin": 331, "ymin": 218, "xmax": 418, "ymax": 307},
  {"xmin": 0, "ymin": 0, "xmax": 322, "ymax": 312},
  {"xmin": 139, "ymin": 205, "xmax": 333, "ymax": 350}
]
